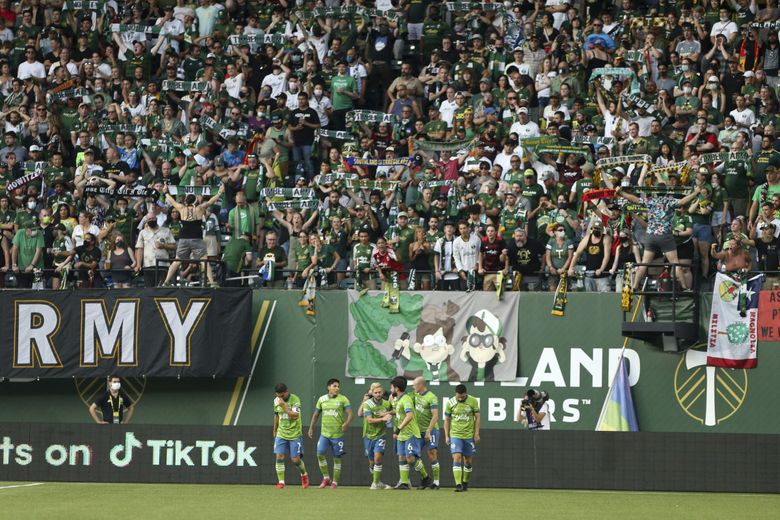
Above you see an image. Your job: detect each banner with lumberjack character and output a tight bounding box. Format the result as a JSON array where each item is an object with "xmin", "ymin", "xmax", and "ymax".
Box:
[
  {"xmin": 346, "ymin": 291, "xmax": 519, "ymax": 382},
  {"xmin": 707, "ymin": 273, "xmax": 763, "ymax": 369}
]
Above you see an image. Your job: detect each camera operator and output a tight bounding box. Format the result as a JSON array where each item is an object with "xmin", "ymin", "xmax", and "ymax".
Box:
[{"xmin": 516, "ymin": 389, "xmax": 550, "ymax": 430}]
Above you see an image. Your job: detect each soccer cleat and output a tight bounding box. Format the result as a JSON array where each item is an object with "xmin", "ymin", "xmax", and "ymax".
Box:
[
  {"xmin": 274, "ymin": 482, "xmax": 285, "ymax": 489},
  {"xmin": 429, "ymin": 483, "xmax": 440, "ymax": 490},
  {"xmin": 330, "ymin": 481, "xmax": 338, "ymax": 489},
  {"xmin": 369, "ymin": 483, "xmax": 380, "ymax": 490},
  {"xmin": 454, "ymin": 484, "xmax": 463, "ymax": 492},
  {"xmin": 417, "ymin": 476, "xmax": 432, "ymax": 490},
  {"xmin": 380, "ymin": 482, "xmax": 392, "ymax": 490},
  {"xmin": 394, "ymin": 483, "xmax": 410, "ymax": 490},
  {"xmin": 319, "ymin": 477, "xmax": 331, "ymax": 489},
  {"xmin": 462, "ymin": 483, "xmax": 469, "ymax": 491},
  {"xmin": 301, "ymin": 474, "xmax": 309, "ymax": 489}
]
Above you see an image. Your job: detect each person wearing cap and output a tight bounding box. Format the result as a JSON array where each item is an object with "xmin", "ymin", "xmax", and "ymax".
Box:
[
  {"xmin": 521, "ymin": 169, "xmax": 544, "ymax": 215},
  {"xmin": 453, "ymin": 47, "xmax": 483, "ymax": 84},
  {"xmin": 509, "ymin": 106, "xmax": 540, "ymax": 139},
  {"xmin": 385, "ymin": 211, "xmax": 415, "ymax": 283},
  {"xmin": 754, "ymin": 216, "xmax": 780, "ymax": 286}
]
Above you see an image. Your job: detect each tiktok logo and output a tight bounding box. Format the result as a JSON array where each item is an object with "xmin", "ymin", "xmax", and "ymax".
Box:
[{"xmin": 109, "ymin": 432, "xmax": 143, "ymax": 468}]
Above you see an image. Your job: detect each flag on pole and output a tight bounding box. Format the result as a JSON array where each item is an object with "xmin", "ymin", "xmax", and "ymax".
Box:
[
  {"xmin": 707, "ymin": 273, "xmax": 763, "ymax": 369},
  {"xmin": 595, "ymin": 354, "xmax": 639, "ymax": 432}
]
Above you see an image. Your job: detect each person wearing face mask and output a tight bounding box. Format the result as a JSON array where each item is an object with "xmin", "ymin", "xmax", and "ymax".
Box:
[
  {"xmin": 90, "ymin": 376, "xmax": 135, "ymax": 425},
  {"xmin": 306, "ymin": 81, "xmax": 332, "ymax": 129},
  {"xmin": 709, "ymin": 7, "xmax": 739, "ymax": 45},
  {"xmin": 73, "ymin": 232, "xmax": 102, "ymax": 288},
  {"xmin": 10, "ymin": 220, "xmax": 44, "ymax": 288},
  {"xmin": 135, "ymin": 214, "xmax": 176, "ymax": 287}
]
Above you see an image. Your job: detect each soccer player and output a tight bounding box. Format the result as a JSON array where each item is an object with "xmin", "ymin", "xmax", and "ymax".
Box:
[
  {"xmin": 358, "ymin": 382, "xmax": 392, "ymax": 489},
  {"xmin": 444, "ymin": 384, "xmax": 480, "ymax": 492},
  {"xmin": 413, "ymin": 377, "xmax": 441, "ymax": 489},
  {"xmin": 390, "ymin": 376, "xmax": 432, "ymax": 490},
  {"xmin": 272, "ymin": 383, "xmax": 309, "ymax": 489},
  {"xmin": 308, "ymin": 378, "xmax": 353, "ymax": 488}
]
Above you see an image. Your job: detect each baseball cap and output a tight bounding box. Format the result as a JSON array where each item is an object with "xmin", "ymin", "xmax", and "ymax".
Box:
[
  {"xmin": 539, "ymin": 171, "xmax": 554, "ymax": 181},
  {"xmin": 29, "ymin": 144, "xmax": 42, "ymax": 152},
  {"xmin": 518, "ymin": 107, "xmax": 529, "ymax": 114},
  {"xmin": 524, "ymin": 169, "xmax": 535, "ymax": 177},
  {"xmin": 744, "ymin": 71, "xmax": 755, "ymax": 77},
  {"xmin": 397, "ymin": 211, "xmax": 408, "ymax": 218},
  {"xmin": 385, "ymin": 145, "xmax": 396, "ymax": 152}
]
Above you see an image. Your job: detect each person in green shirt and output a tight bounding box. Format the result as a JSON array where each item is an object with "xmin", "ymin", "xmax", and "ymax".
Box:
[
  {"xmin": 11, "ymin": 222, "xmax": 44, "ymax": 287},
  {"xmin": 227, "ymin": 192, "xmax": 260, "ymax": 240},
  {"xmin": 273, "ymin": 383, "xmax": 309, "ymax": 489},
  {"xmin": 444, "ymin": 383, "xmax": 480, "ymax": 492},
  {"xmin": 390, "ymin": 376, "xmax": 432, "ymax": 490},
  {"xmin": 358, "ymin": 382, "xmax": 392, "ymax": 490},
  {"xmin": 385, "ymin": 211, "xmax": 416, "ymax": 267},
  {"xmin": 308, "ymin": 378, "xmax": 353, "ymax": 489},
  {"xmin": 222, "ymin": 232, "xmax": 253, "ymax": 281},
  {"xmin": 330, "ymin": 60, "xmax": 358, "ymax": 131},
  {"xmin": 413, "ymin": 377, "xmax": 441, "ymax": 489},
  {"xmin": 352, "ymin": 229, "xmax": 375, "ymax": 291}
]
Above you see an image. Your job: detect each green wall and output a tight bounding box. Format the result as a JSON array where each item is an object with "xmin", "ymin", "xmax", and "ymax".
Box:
[{"xmin": 1, "ymin": 290, "xmax": 777, "ymax": 433}]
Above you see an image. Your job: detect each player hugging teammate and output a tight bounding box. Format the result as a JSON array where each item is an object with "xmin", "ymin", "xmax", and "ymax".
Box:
[{"xmin": 275, "ymin": 379, "xmax": 479, "ymax": 492}]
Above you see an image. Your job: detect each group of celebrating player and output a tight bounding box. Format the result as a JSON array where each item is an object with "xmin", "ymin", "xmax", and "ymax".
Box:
[{"xmin": 272, "ymin": 377, "xmax": 480, "ymax": 492}]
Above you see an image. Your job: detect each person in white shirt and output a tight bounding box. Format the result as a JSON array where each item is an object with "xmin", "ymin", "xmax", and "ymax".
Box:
[
  {"xmin": 439, "ymin": 87, "xmax": 458, "ymax": 128},
  {"xmin": 433, "ymin": 221, "xmax": 461, "ymax": 290},
  {"xmin": 309, "ymin": 86, "xmax": 333, "ymax": 128},
  {"xmin": 545, "ymin": 0, "xmax": 569, "ymax": 30},
  {"xmin": 155, "ymin": 7, "xmax": 185, "ymax": 55},
  {"xmin": 453, "ymin": 221, "xmax": 481, "ymax": 285},
  {"xmin": 17, "ymin": 47, "xmax": 45, "ymax": 84},
  {"xmin": 509, "ymin": 107, "xmax": 540, "ymax": 138},
  {"xmin": 261, "ymin": 61, "xmax": 289, "ymax": 98},
  {"xmin": 134, "ymin": 216, "xmax": 176, "ymax": 287},
  {"xmin": 729, "ymin": 93, "xmax": 756, "ymax": 132},
  {"xmin": 710, "ymin": 7, "xmax": 739, "ymax": 44},
  {"xmin": 71, "ymin": 212, "xmax": 101, "ymax": 248},
  {"xmin": 223, "ymin": 63, "xmax": 244, "ymax": 100},
  {"xmin": 494, "ymin": 141, "xmax": 519, "ymax": 174}
]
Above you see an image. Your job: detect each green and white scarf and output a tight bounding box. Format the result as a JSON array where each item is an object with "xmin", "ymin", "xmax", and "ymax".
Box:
[
  {"xmin": 260, "ymin": 188, "xmax": 316, "ymax": 199},
  {"xmin": 266, "ymin": 199, "xmax": 319, "ymax": 211}
]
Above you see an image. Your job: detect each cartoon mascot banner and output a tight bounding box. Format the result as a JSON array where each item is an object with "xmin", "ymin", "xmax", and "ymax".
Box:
[{"xmin": 346, "ymin": 291, "xmax": 519, "ymax": 382}]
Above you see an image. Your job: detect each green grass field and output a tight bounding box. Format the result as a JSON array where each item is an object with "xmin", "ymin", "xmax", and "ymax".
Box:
[{"xmin": 1, "ymin": 482, "xmax": 779, "ymax": 519}]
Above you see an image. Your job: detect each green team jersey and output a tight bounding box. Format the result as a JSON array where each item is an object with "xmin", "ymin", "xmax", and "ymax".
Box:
[
  {"xmin": 385, "ymin": 225, "xmax": 416, "ymax": 263},
  {"xmin": 414, "ymin": 390, "xmax": 439, "ymax": 431},
  {"xmin": 274, "ymin": 393, "xmax": 303, "ymax": 440},
  {"xmin": 395, "ymin": 392, "xmax": 422, "ymax": 442},
  {"xmin": 362, "ymin": 397, "xmax": 391, "ymax": 440},
  {"xmin": 243, "ymin": 168, "xmax": 264, "ymax": 202},
  {"xmin": 444, "ymin": 395, "xmax": 479, "ymax": 439},
  {"xmin": 500, "ymin": 207, "xmax": 526, "ymax": 240},
  {"xmin": 352, "ymin": 242, "xmax": 373, "ymax": 270},
  {"xmin": 331, "ymin": 74, "xmax": 357, "ymax": 111},
  {"xmin": 315, "ymin": 393, "xmax": 351, "ymax": 439}
]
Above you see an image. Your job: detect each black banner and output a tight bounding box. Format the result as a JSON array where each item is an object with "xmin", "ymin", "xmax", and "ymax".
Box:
[{"xmin": 0, "ymin": 289, "xmax": 252, "ymax": 378}]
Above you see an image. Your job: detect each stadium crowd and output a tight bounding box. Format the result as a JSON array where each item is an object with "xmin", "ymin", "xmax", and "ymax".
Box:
[{"xmin": 0, "ymin": 0, "xmax": 780, "ymax": 292}]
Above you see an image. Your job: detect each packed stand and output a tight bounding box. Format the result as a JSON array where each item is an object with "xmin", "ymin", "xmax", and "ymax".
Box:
[{"xmin": 0, "ymin": 0, "xmax": 779, "ymax": 292}]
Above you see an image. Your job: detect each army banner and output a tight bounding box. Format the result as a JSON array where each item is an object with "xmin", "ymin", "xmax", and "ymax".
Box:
[
  {"xmin": 0, "ymin": 289, "xmax": 252, "ymax": 378},
  {"xmin": 346, "ymin": 291, "xmax": 519, "ymax": 382}
]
